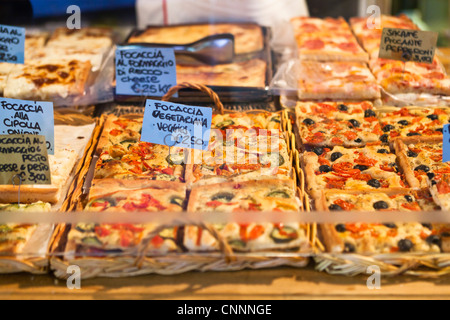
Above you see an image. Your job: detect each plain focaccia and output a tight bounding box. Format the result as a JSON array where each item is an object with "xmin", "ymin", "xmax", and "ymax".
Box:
[
  {"xmin": 290, "ymin": 17, "xmax": 368, "ymax": 63},
  {"xmin": 316, "ymin": 189, "xmax": 442, "ymax": 254},
  {"xmin": 295, "ymin": 101, "xmax": 382, "ymax": 147},
  {"xmin": 297, "ymin": 61, "xmax": 381, "ymax": 100},
  {"xmin": 394, "ymin": 137, "xmax": 446, "ymax": 189},
  {"xmin": 303, "ymin": 145, "xmax": 406, "ymax": 199},
  {"xmin": 94, "ymin": 115, "xmax": 185, "ymax": 182},
  {"xmin": 127, "ymin": 23, "xmax": 264, "ymax": 55},
  {"xmin": 377, "ymin": 106, "xmax": 450, "ymax": 144},
  {"xmin": 185, "ymin": 179, "xmax": 307, "ymax": 252},
  {"xmin": 68, "ymin": 183, "xmax": 186, "ymax": 256},
  {"xmin": 3, "ymin": 59, "xmax": 92, "ymax": 101},
  {"xmin": 0, "ymin": 201, "xmax": 51, "ymax": 254},
  {"xmin": 0, "ymin": 125, "xmax": 85, "ymax": 204},
  {"xmin": 176, "ymin": 59, "xmax": 267, "ymax": 88}
]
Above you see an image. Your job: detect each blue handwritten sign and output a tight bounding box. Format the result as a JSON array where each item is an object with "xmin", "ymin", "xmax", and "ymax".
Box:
[
  {"xmin": 0, "ymin": 98, "xmax": 54, "ymax": 155},
  {"xmin": 0, "ymin": 24, "xmax": 25, "ymax": 64},
  {"xmin": 115, "ymin": 46, "xmax": 177, "ymax": 97},
  {"xmin": 141, "ymin": 99, "xmax": 212, "ymax": 150},
  {"xmin": 443, "ymin": 124, "xmax": 450, "ymax": 163}
]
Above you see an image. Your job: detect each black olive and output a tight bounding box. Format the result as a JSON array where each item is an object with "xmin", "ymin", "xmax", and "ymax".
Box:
[
  {"xmin": 338, "ymin": 104, "xmax": 348, "ymax": 111},
  {"xmin": 432, "ymin": 180, "xmax": 437, "ymax": 186},
  {"xmin": 344, "ymin": 243, "xmax": 356, "ymax": 253},
  {"xmin": 380, "ymin": 134, "xmax": 389, "ymax": 143},
  {"xmin": 398, "ymin": 120, "xmax": 409, "ymax": 126},
  {"xmin": 427, "ymin": 114, "xmax": 438, "ymax": 121},
  {"xmin": 407, "ymin": 150, "xmax": 418, "ymax": 158},
  {"xmin": 354, "ymin": 138, "xmax": 362, "ymax": 143},
  {"xmin": 414, "ymin": 165, "xmax": 430, "ymax": 173},
  {"xmin": 436, "ymin": 128, "xmax": 443, "ymax": 133},
  {"xmin": 377, "ymin": 149, "xmax": 389, "ymax": 154},
  {"xmin": 367, "ymin": 179, "xmax": 381, "ymax": 188},
  {"xmin": 312, "ymin": 147, "xmax": 324, "ymax": 156},
  {"xmin": 303, "ymin": 118, "xmax": 315, "ymax": 126},
  {"xmin": 441, "ymin": 232, "xmax": 450, "ymax": 237},
  {"xmin": 331, "ymin": 152, "xmax": 343, "ymax": 162},
  {"xmin": 365, "ymin": 109, "xmax": 376, "ymax": 118},
  {"xmin": 383, "ymin": 124, "xmax": 395, "ymax": 132},
  {"xmin": 319, "ymin": 165, "xmax": 332, "ymax": 173},
  {"xmin": 426, "ymin": 235, "xmax": 441, "ymax": 246},
  {"xmin": 422, "ymin": 223, "xmax": 433, "ymax": 230},
  {"xmin": 398, "ymin": 239, "xmax": 413, "ymax": 252},
  {"xmin": 373, "ymin": 201, "xmax": 389, "ymax": 210},
  {"xmin": 427, "ymin": 172, "xmax": 435, "ymax": 180},
  {"xmin": 335, "ymin": 224, "xmax": 346, "ymax": 232},
  {"xmin": 384, "ymin": 223, "xmax": 397, "ymax": 228},
  {"xmin": 404, "ymin": 195, "xmax": 414, "ymax": 203},
  {"xmin": 328, "ymin": 204, "xmax": 343, "ymax": 211},
  {"xmin": 407, "ymin": 132, "xmax": 421, "ymax": 137},
  {"xmin": 348, "ymin": 119, "xmax": 360, "ymax": 128},
  {"xmin": 354, "ymin": 165, "xmax": 369, "ymax": 171},
  {"xmin": 390, "ymin": 163, "xmax": 399, "ymax": 172}
]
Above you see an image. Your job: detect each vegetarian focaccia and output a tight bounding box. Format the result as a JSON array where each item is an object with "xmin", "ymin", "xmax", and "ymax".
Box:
[
  {"xmin": 290, "ymin": 17, "xmax": 368, "ymax": 62},
  {"xmin": 68, "ymin": 182, "xmax": 186, "ymax": 256},
  {"xmin": 185, "ymin": 179, "xmax": 307, "ymax": 252},
  {"xmin": 186, "ymin": 112, "xmax": 291, "ymax": 188},
  {"xmin": 297, "ymin": 61, "xmax": 381, "ymax": 100},
  {"xmin": 3, "ymin": 59, "xmax": 91, "ymax": 101},
  {"xmin": 428, "ymin": 173, "xmax": 450, "ymax": 211},
  {"xmin": 295, "ymin": 101, "xmax": 382, "ymax": 147},
  {"xmin": 0, "ymin": 201, "xmax": 51, "ymax": 255},
  {"xmin": 94, "ymin": 116, "xmax": 185, "ymax": 182},
  {"xmin": 176, "ymin": 59, "xmax": 267, "ymax": 88},
  {"xmin": 377, "ymin": 106, "xmax": 450, "ymax": 144},
  {"xmin": 394, "ymin": 137, "xmax": 448, "ymax": 189},
  {"xmin": 303, "ymin": 145, "xmax": 407, "ymax": 199},
  {"xmin": 127, "ymin": 23, "xmax": 264, "ymax": 55},
  {"xmin": 316, "ymin": 190, "xmax": 444, "ymax": 254}
]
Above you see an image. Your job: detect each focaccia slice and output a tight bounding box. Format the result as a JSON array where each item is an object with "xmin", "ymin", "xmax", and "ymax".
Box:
[
  {"xmin": 297, "ymin": 61, "xmax": 381, "ymax": 100},
  {"xmin": 317, "ymin": 190, "xmax": 442, "ymax": 254},
  {"xmin": 3, "ymin": 59, "xmax": 91, "ymax": 101},
  {"xmin": 303, "ymin": 145, "xmax": 407, "ymax": 199},
  {"xmin": 295, "ymin": 101, "xmax": 382, "ymax": 147},
  {"xmin": 184, "ymin": 179, "xmax": 307, "ymax": 252},
  {"xmin": 394, "ymin": 137, "xmax": 447, "ymax": 189}
]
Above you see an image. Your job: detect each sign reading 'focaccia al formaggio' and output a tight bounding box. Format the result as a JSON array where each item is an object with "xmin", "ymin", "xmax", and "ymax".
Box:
[
  {"xmin": 0, "ymin": 134, "xmax": 51, "ymax": 185},
  {"xmin": 379, "ymin": 28, "xmax": 438, "ymax": 64}
]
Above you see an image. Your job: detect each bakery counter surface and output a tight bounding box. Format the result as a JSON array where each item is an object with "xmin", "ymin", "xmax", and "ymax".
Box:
[{"xmin": 0, "ymin": 264, "xmax": 450, "ymax": 300}]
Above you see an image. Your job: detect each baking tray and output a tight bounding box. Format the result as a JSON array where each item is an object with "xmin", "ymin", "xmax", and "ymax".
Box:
[{"xmin": 114, "ymin": 23, "xmax": 273, "ymax": 104}]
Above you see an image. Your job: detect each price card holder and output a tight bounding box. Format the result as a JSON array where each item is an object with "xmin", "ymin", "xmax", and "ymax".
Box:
[
  {"xmin": 115, "ymin": 45, "xmax": 178, "ymax": 98},
  {"xmin": 0, "ymin": 134, "xmax": 51, "ymax": 185},
  {"xmin": 379, "ymin": 28, "xmax": 438, "ymax": 64},
  {"xmin": 0, "ymin": 24, "xmax": 25, "ymax": 64},
  {"xmin": 443, "ymin": 124, "xmax": 450, "ymax": 163},
  {"xmin": 0, "ymin": 97, "xmax": 54, "ymax": 155},
  {"xmin": 141, "ymin": 99, "xmax": 212, "ymax": 151}
]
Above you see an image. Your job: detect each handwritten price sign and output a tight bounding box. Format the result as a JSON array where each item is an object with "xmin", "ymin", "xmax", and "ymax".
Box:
[
  {"xmin": 115, "ymin": 46, "xmax": 177, "ymax": 97},
  {"xmin": 0, "ymin": 24, "xmax": 25, "ymax": 64}
]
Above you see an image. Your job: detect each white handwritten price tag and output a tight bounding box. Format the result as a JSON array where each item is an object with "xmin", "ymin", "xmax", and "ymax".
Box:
[
  {"xmin": 0, "ymin": 134, "xmax": 51, "ymax": 185},
  {"xmin": 141, "ymin": 99, "xmax": 212, "ymax": 150},
  {"xmin": 379, "ymin": 28, "xmax": 438, "ymax": 64},
  {"xmin": 0, "ymin": 24, "xmax": 25, "ymax": 64},
  {"xmin": 0, "ymin": 97, "xmax": 54, "ymax": 155},
  {"xmin": 115, "ymin": 46, "xmax": 177, "ymax": 97},
  {"xmin": 443, "ymin": 124, "xmax": 450, "ymax": 163}
]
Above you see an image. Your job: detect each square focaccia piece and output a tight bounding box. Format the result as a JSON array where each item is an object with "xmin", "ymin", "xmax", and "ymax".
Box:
[
  {"xmin": 303, "ymin": 145, "xmax": 407, "ymax": 199},
  {"xmin": 316, "ymin": 189, "xmax": 442, "ymax": 254},
  {"xmin": 184, "ymin": 179, "xmax": 307, "ymax": 253}
]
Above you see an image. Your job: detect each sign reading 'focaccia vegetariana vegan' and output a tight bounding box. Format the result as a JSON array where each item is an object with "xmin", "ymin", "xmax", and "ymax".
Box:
[
  {"xmin": 115, "ymin": 46, "xmax": 177, "ymax": 97},
  {"xmin": 141, "ymin": 99, "xmax": 212, "ymax": 150},
  {"xmin": 0, "ymin": 134, "xmax": 51, "ymax": 185},
  {"xmin": 0, "ymin": 97, "xmax": 54, "ymax": 155},
  {"xmin": 379, "ymin": 28, "xmax": 438, "ymax": 64},
  {"xmin": 0, "ymin": 24, "xmax": 25, "ymax": 64}
]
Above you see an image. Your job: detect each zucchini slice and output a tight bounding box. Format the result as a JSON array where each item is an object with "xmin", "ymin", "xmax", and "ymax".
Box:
[
  {"xmin": 211, "ymin": 192, "xmax": 235, "ymax": 202},
  {"xmin": 215, "ymin": 120, "xmax": 235, "ymax": 129},
  {"xmin": 75, "ymin": 223, "xmax": 96, "ymax": 233},
  {"xmin": 166, "ymin": 154, "xmax": 185, "ymax": 165},
  {"xmin": 81, "ymin": 236, "xmax": 103, "ymax": 246},
  {"xmin": 266, "ymin": 190, "xmax": 290, "ymax": 198},
  {"xmin": 259, "ymin": 153, "xmax": 285, "ymax": 166},
  {"xmin": 170, "ymin": 196, "xmax": 184, "ymax": 207},
  {"xmin": 270, "ymin": 226, "xmax": 298, "ymax": 244},
  {"xmin": 228, "ymin": 239, "xmax": 247, "ymax": 250}
]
